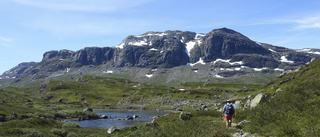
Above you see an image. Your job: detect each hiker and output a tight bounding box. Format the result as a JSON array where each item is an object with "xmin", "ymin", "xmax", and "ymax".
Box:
[{"xmin": 222, "ymin": 100, "xmax": 235, "ymax": 128}]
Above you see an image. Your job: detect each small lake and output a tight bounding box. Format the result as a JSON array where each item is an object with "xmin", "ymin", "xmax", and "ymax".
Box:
[{"xmin": 66, "ymin": 109, "xmax": 168, "ymax": 129}]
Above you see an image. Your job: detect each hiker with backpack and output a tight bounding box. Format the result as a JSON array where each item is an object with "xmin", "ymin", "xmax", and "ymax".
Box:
[{"xmin": 222, "ymin": 100, "xmax": 235, "ymax": 128}]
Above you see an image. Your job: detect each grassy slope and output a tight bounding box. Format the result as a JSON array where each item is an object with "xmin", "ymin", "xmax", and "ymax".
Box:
[
  {"xmin": 0, "ymin": 75, "xmax": 264, "ymax": 136},
  {"xmin": 36, "ymin": 74, "xmax": 265, "ymax": 110},
  {"xmin": 237, "ymin": 59, "xmax": 320, "ymax": 136},
  {"xmin": 1, "ymin": 59, "xmax": 319, "ymax": 136},
  {"xmin": 114, "ymin": 110, "xmax": 236, "ymax": 137}
]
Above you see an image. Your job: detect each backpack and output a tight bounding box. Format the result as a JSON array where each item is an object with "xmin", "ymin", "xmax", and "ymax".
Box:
[{"xmin": 225, "ymin": 104, "xmax": 234, "ymax": 115}]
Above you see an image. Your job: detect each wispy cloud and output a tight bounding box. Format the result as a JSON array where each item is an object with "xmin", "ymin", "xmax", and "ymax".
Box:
[
  {"xmin": 294, "ymin": 16, "xmax": 320, "ymax": 29},
  {"xmin": 242, "ymin": 14, "xmax": 320, "ymax": 31},
  {"xmin": 25, "ymin": 17, "xmax": 159, "ymax": 37},
  {"xmin": 0, "ymin": 36, "xmax": 13, "ymax": 47},
  {"xmin": 10, "ymin": 0, "xmax": 153, "ymax": 12}
]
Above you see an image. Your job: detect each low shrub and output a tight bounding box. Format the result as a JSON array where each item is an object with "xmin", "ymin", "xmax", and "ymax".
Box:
[
  {"xmin": 0, "ymin": 118, "xmax": 61, "ymax": 129},
  {"xmin": 23, "ymin": 128, "xmax": 43, "ymax": 137},
  {"xmin": 50, "ymin": 128, "xmax": 68, "ymax": 137},
  {"xmin": 63, "ymin": 122, "xmax": 81, "ymax": 128},
  {"xmin": 4, "ymin": 128, "xmax": 24, "ymax": 135},
  {"xmin": 66, "ymin": 132, "xmax": 78, "ymax": 137}
]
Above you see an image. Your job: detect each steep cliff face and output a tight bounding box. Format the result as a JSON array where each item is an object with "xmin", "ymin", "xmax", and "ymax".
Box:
[
  {"xmin": 36, "ymin": 28, "xmax": 306, "ymax": 70},
  {"xmin": 1, "ymin": 28, "xmax": 320, "ymax": 87},
  {"xmin": 199, "ymin": 28, "xmax": 271, "ymax": 61}
]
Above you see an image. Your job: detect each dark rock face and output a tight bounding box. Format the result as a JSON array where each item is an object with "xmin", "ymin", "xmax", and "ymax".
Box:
[
  {"xmin": 73, "ymin": 47, "xmax": 114, "ymax": 65},
  {"xmin": 200, "ymin": 28, "xmax": 271, "ymax": 62},
  {"xmin": 43, "ymin": 50, "xmax": 74, "ymax": 61},
  {"xmin": 0, "ymin": 62, "xmax": 37, "ymax": 78}
]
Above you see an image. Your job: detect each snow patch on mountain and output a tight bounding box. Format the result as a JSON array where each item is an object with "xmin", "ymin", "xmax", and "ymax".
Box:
[
  {"xmin": 128, "ymin": 40, "xmax": 148, "ymax": 46},
  {"xmin": 136, "ymin": 32, "xmax": 167, "ymax": 38},
  {"xmin": 255, "ymin": 41, "xmax": 262, "ymax": 45},
  {"xmin": 269, "ymin": 49, "xmax": 276, "ymax": 52},
  {"xmin": 190, "ymin": 58, "xmax": 206, "ymax": 66},
  {"xmin": 185, "ymin": 41, "xmax": 196, "ymax": 56},
  {"xmin": 185, "ymin": 33, "xmax": 204, "ymax": 59},
  {"xmin": 280, "ymin": 56, "xmax": 294, "ymax": 63},
  {"xmin": 149, "ymin": 48, "xmax": 158, "ymax": 51},
  {"xmin": 103, "ymin": 71, "xmax": 113, "ymax": 74},
  {"xmin": 274, "ymin": 68, "xmax": 284, "ymax": 71},
  {"xmin": 146, "ymin": 74, "xmax": 153, "ymax": 78},
  {"xmin": 212, "ymin": 59, "xmax": 243, "ymax": 65},
  {"xmin": 214, "ymin": 74, "xmax": 224, "ymax": 78},
  {"xmin": 307, "ymin": 51, "xmax": 320, "ymax": 55},
  {"xmin": 253, "ymin": 67, "xmax": 268, "ymax": 71},
  {"xmin": 116, "ymin": 43, "xmax": 125, "ymax": 49},
  {"xmin": 66, "ymin": 68, "xmax": 71, "ymax": 73},
  {"xmin": 296, "ymin": 48, "xmax": 320, "ymax": 55}
]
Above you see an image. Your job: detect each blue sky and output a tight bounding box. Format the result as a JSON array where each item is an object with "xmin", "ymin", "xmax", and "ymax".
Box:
[{"xmin": 1, "ymin": 0, "xmax": 320, "ymax": 74}]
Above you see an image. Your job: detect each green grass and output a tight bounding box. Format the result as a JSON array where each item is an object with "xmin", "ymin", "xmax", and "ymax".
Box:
[
  {"xmin": 0, "ymin": 118, "xmax": 109, "ymax": 137},
  {"xmin": 115, "ymin": 110, "xmax": 236, "ymax": 137},
  {"xmin": 236, "ymin": 59, "xmax": 320, "ymax": 136}
]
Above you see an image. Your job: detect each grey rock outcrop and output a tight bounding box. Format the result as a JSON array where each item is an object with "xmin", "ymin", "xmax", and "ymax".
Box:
[
  {"xmin": 250, "ymin": 93, "xmax": 266, "ymax": 108},
  {"xmin": 83, "ymin": 108, "xmax": 93, "ymax": 112},
  {"xmin": 179, "ymin": 112, "xmax": 192, "ymax": 121},
  {"xmin": 244, "ymin": 99, "xmax": 251, "ymax": 108},
  {"xmin": 234, "ymin": 101, "xmax": 243, "ymax": 109},
  {"xmin": 107, "ymin": 127, "xmax": 120, "ymax": 134},
  {"xmin": 236, "ymin": 120, "xmax": 250, "ymax": 129},
  {"xmin": 233, "ymin": 132, "xmax": 255, "ymax": 137},
  {"xmin": 276, "ymin": 88, "xmax": 283, "ymax": 92}
]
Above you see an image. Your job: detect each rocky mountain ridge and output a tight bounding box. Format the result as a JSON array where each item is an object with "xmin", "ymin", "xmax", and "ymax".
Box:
[{"xmin": 1, "ymin": 28, "xmax": 320, "ymax": 87}]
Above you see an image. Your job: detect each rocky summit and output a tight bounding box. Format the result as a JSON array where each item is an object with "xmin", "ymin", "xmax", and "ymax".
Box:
[{"xmin": 1, "ymin": 28, "xmax": 320, "ymax": 87}]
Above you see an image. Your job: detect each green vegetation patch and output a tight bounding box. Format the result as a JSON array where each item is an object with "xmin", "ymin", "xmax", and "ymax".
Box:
[{"xmin": 237, "ymin": 59, "xmax": 320, "ymax": 136}]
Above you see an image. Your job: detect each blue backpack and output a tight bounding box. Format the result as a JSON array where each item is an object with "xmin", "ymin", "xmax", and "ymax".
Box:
[{"xmin": 225, "ymin": 104, "xmax": 234, "ymax": 115}]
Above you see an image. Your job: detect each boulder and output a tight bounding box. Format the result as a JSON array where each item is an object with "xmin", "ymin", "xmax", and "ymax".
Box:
[
  {"xmin": 233, "ymin": 130, "xmax": 254, "ymax": 137},
  {"xmin": 179, "ymin": 112, "xmax": 192, "ymax": 121},
  {"xmin": 236, "ymin": 120, "xmax": 250, "ymax": 129},
  {"xmin": 152, "ymin": 116, "xmax": 160, "ymax": 119},
  {"xmin": 244, "ymin": 99, "xmax": 251, "ymax": 108},
  {"xmin": 125, "ymin": 116, "xmax": 133, "ymax": 120},
  {"xmin": 242, "ymin": 133, "xmax": 254, "ymax": 137},
  {"xmin": 250, "ymin": 93, "xmax": 266, "ymax": 108},
  {"xmin": 176, "ymin": 108, "xmax": 183, "ymax": 111},
  {"xmin": 276, "ymin": 88, "xmax": 283, "ymax": 92},
  {"xmin": 133, "ymin": 115, "xmax": 140, "ymax": 119},
  {"xmin": 83, "ymin": 108, "xmax": 93, "ymax": 112},
  {"xmin": 233, "ymin": 101, "xmax": 243, "ymax": 109},
  {"xmin": 107, "ymin": 127, "xmax": 120, "ymax": 134},
  {"xmin": 58, "ymin": 99, "xmax": 64, "ymax": 103},
  {"xmin": 100, "ymin": 115, "xmax": 109, "ymax": 119}
]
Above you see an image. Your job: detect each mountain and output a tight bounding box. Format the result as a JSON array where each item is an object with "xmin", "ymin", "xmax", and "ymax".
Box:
[{"xmin": 1, "ymin": 28, "xmax": 320, "ymax": 87}]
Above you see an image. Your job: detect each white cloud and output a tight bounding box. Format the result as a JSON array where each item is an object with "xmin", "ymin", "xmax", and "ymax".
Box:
[
  {"xmin": 0, "ymin": 36, "xmax": 13, "ymax": 43},
  {"xmin": 0, "ymin": 36, "xmax": 13, "ymax": 47},
  {"xmin": 295, "ymin": 16, "xmax": 320, "ymax": 29},
  {"xmin": 25, "ymin": 17, "xmax": 157, "ymax": 37},
  {"xmin": 10, "ymin": 0, "xmax": 152, "ymax": 12}
]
